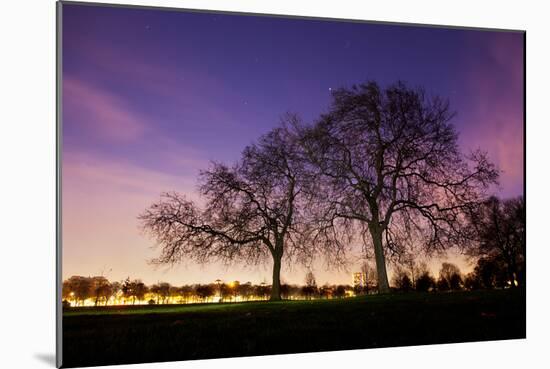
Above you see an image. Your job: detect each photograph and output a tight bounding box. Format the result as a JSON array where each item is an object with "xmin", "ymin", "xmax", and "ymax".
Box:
[{"xmin": 58, "ymin": 1, "xmax": 525, "ymax": 367}]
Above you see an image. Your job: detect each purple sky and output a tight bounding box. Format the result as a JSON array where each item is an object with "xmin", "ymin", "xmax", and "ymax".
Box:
[{"xmin": 62, "ymin": 3, "xmax": 524, "ymax": 286}]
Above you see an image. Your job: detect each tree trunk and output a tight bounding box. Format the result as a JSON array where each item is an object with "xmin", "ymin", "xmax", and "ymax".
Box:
[
  {"xmin": 270, "ymin": 253, "xmax": 282, "ymax": 301},
  {"xmin": 369, "ymin": 225, "xmax": 390, "ymax": 294}
]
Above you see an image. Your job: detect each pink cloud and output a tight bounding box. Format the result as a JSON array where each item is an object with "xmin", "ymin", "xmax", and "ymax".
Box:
[
  {"xmin": 458, "ymin": 33, "xmax": 524, "ymax": 197},
  {"xmin": 68, "ymin": 40, "xmax": 246, "ymax": 128},
  {"xmin": 62, "ymin": 151, "xmax": 200, "ymax": 201},
  {"xmin": 63, "ymin": 78, "xmax": 148, "ymax": 142}
]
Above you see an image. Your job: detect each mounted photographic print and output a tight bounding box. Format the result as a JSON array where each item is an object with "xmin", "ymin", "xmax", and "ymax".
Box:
[{"xmin": 57, "ymin": 1, "xmax": 526, "ymax": 367}]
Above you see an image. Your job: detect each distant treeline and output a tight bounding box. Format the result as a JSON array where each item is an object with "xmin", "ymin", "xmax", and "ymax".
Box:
[
  {"xmin": 391, "ymin": 256, "xmax": 524, "ymax": 294},
  {"xmin": 62, "ymin": 275, "xmax": 357, "ymax": 307},
  {"xmin": 63, "ymin": 276, "xmax": 352, "ymax": 306},
  {"xmin": 62, "ymin": 253, "xmax": 522, "ymax": 307}
]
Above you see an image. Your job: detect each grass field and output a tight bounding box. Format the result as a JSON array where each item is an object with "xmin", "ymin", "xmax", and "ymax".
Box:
[{"xmin": 62, "ymin": 288, "xmax": 525, "ymax": 368}]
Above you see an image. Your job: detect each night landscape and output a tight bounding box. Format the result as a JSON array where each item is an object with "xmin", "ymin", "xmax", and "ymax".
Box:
[{"xmin": 60, "ymin": 2, "xmax": 525, "ymax": 368}]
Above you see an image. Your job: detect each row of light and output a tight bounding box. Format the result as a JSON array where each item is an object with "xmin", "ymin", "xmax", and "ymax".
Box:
[{"xmin": 65, "ymin": 290, "xmax": 356, "ymax": 307}]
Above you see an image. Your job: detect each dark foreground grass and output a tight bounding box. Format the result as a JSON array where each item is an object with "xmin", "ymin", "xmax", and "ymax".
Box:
[{"xmin": 62, "ymin": 288, "xmax": 525, "ymax": 368}]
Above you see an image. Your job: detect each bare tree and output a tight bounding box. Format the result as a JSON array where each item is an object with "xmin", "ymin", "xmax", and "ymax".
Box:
[
  {"xmin": 109, "ymin": 281, "xmax": 122, "ymax": 304},
  {"xmin": 472, "ymin": 256, "xmax": 508, "ymax": 289},
  {"xmin": 415, "ymin": 270, "xmax": 436, "ymax": 292},
  {"xmin": 158, "ymin": 282, "xmax": 171, "ymax": 304},
  {"xmin": 238, "ymin": 282, "xmax": 253, "ymax": 301},
  {"xmin": 437, "ymin": 262, "xmax": 462, "ymax": 291},
  {"xmin": 359, "ymin": 261, "xmax": 378, "ymax": 293},
  {"xmin": 62, "ymin": 281, "xmax": 71, "ymax": 305},
  {"xmin": 133, "ymin": 281, "xmax": 147, "ymax": 304},
  {"xmin": 301, "ymin": 81, "xmax": 498, "ymax": 293},
  {"xmin": 121, "ymin": 278, "xmax": 147, "ymax": 305},
  {"xmin": 90, "ymin": 276, "xmax": 111, "ymax": 306},
  {"xmin": 178, "ymin": 285, "xmax": 194, "ymax": 303},
  {"xmin": 467, "ymin": 196, "xmax": 525, "ymax": 286},
  {"xmin": 140, "ymin": 120, "xmax": 324, "ymax": 301},
  {"xmin": 305, "ymin": 270, "xmax": 317, "ymax": 288},
  {"xmin": 302, "ymin": 270, "xmax": 318, "ymax": 299},
  {"xmin": 194, "ymin": 284, "xmax": 215, "ymax": 302},
  {"xmin": 149, "ymin": 284, "xmax": 161, "ymax": 304},
  {"xmin": 400, "ymin": 254, "xmax": 422, "ymax": 288},
  {"xmin": 391, "ymin": 266, "xmax": 413, "ymax": 292},
  {"xmin": 65, "ymin": 276, "xmax": 92, "ymax": 306}
]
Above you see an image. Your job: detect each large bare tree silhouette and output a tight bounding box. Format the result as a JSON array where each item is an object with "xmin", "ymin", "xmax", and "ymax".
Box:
[
  {"xmin": 140, "ymin": 119, "xmax": 328, "ymax": 301},
  {"xmin": 301, "ymin": 81, "xmax": 499, "ymax": 293}
]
